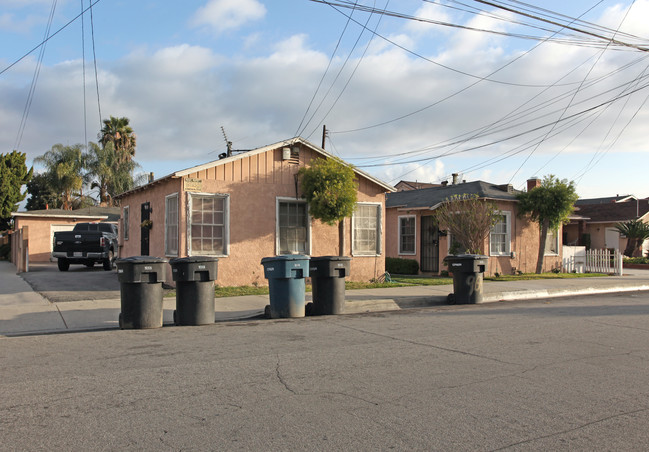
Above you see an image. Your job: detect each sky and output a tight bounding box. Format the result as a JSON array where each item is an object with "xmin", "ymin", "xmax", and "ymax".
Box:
[{"xmin": 1, "ymin": 0, "xmax": 649, "ymax": 202}]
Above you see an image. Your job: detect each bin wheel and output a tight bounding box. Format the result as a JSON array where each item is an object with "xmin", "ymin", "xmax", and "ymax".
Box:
[
  {"xmin": 118, "ymin": 313, "xmax": 123, "ymax": 329},
  {"xmin": 103, "ymin": 250, "xmax": 114, "ymax": 271},
  {"xmin": 173, "ymin": 310, "xmax": 178, "ymax": 325},
  {"xmin": 447, "ymin": 293, "xmax": 456, "ymax": 305},
  {"xmin": 264, "ymin": 305, "xmax": 271, "ymax": 319}
]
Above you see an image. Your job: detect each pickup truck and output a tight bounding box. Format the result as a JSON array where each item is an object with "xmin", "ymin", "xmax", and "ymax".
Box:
[{"xmin": 52, "ymin": 222, "xmax": 119, "ymax": 271}]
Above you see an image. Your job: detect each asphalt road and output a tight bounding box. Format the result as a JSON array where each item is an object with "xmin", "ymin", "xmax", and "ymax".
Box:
[
  {"xmin": 21, "ymin": 262, "xmax": 122, "ymax": 302},
  {"xmin": 2, "ymin": 291, "xmax": 649, "ymax": 450}
]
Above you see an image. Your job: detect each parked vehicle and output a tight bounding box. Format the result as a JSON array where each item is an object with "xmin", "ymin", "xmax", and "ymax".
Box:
[{"xmin": 52, "ymin": 223, "xmax": 118, "ymax": 271}]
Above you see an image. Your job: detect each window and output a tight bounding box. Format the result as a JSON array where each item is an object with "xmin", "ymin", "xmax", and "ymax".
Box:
[
  {"xmin": 188, "ymin": 193, "xmax": 229, "ymax": 256},
  {"xmin": 544, "ymin": 227, "xmax": 559, "ymax": 255},
  {"xmin": 353, "ymin": 203, "xmax": 382, "ymax": 256},
  {"xmin": 123, "ymin": 206, "xmax": 129, "ymax": 241},
  {"xmin": 399, "ymin": 216, "xmax": 416, "ymax": 255},
  {"xmin": 277, "ymin": 199, "xmax": 309, "ymax": 254},
  {"xmin": 165, "ymin": 193, "xmax": 178, "ymax": 256},
  {"xmin": 490, "ymin": 211, "xmax": 511, "ymax": 256}
]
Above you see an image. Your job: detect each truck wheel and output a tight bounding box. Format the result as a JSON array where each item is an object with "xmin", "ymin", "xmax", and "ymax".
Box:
[
  {"xmin": 58, "ymin": 259, "xmax": 70, "ymax": 271},
  {"xmin": 103, "ymin": 250, "xmax": 114, "ymax": 271}
]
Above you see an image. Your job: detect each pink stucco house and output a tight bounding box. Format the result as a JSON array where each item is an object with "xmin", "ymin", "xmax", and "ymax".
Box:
[
  {"xmin": 385, "ymin": 177, "xmax": 563, "ymax": 276},
  {"xmin": 115, "ymin": 137, "xmax": 395, "ymax": 286}
]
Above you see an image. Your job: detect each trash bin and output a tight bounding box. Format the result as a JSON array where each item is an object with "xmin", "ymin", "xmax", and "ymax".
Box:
[
  {"xmin": 444, "ymin": 254, "xmax": 488, "ymax": 304},
  {"xmin": 261, "ymin": 255, "xmax": 310, "ymax": 318},
  {"xmin": 116, "ymin": 256, "xmax": 168, "ymax": 329},
  {"xmin": 169, "ymin": 256, "xmax": 218, "ymax": 326},
  {"xmin": 308, "ymin": 256, "xmax": 351, "ymax": 315}
]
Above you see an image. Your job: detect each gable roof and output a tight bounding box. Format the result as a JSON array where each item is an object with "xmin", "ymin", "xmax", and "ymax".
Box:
[
  {"xmin": 575, "ymin": 195, "xmax": 637, "ymax": 206},
  {"xmin": 386, "ymin": 180, "xmax": 520, "ymax": 210},
  {"xmin": 12, "ymin": 207, "xmax": 121, "ymax": 222},
  {"xmin": 395, "ymin": 180, "xmax": 442, "ymax": 191},
  {"xmin": 575, "ymin": 198, "xmax": 649, "ymax": 223},
  {"xmin": 116, "ymin": 137, "xmax": 395, "ymax": 198}
]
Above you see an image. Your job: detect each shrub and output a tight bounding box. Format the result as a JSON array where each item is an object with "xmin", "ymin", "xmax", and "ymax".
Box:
[
  {"xmin": 0, "ymin": 243, "xmax": 10, "ymax": 260},
  {"xmin": 386, "ymin": 257, "xmax": 419, "ymax": 275},
  {"xmin": 623, "ymin": 256, "xmax": 649, "ymax": 265}
]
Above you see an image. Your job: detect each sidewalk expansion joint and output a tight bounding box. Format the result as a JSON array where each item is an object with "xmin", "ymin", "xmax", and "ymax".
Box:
[{"xmin": 55, "ymin": 304, "xmax": 69, "ymax": 329}]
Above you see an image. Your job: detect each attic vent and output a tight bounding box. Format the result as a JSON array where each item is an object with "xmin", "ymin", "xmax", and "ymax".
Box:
[{"xmin": 282, "ymin": 147, "xmax": 300, "ymax": 164}]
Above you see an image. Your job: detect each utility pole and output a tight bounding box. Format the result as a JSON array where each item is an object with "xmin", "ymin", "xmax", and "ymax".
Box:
[{"xmin": 321, "ymin": 125, "xmax": 327, "ymax": 149}]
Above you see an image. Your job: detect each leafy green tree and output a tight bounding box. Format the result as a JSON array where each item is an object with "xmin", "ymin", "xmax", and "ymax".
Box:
[
  {"xmin": 99, "ymin": 116, "xmax": 136, "ymax": 164},
  {"xmin": 615, "ymin": 219, "xmax": 649, "ymax": 257},
  {"xmin": 433, "ymin": 194, "xmax": 500, "ymax": 255},
  {"xmin": 25, "ymin": 172, "xmax": 61, "ymax": 210},
  {"xmin": 34, "ymin": 144, "xmax": 86, "ymax": 210},
  {"xmin": 0, "ymin": 151, "xmax": 33, "ymax": 229},
  {"xmin": 517, "ymin": 175, "xmax": 579, "ymax": 274},
  {"xmin": 85, "ymin": 141, "xmax": 141, "ymax": 206},
  {"xmin": 299, "ymin": 157, "xmax": 357, "ymax": 256}
]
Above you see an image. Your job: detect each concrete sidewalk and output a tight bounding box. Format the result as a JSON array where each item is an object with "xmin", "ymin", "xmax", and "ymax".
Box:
[{"xmin": 1, "ymin": 260, "xmax": 648, "ymax": 337}]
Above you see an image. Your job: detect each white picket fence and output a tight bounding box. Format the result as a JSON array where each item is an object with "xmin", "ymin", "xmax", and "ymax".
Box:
[{"xmin": 562, "ymin": 246, "xmax": 623, "ymax": 275}]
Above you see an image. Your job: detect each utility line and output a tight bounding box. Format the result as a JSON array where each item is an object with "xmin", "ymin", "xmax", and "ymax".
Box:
[
  {"xmin": 81, "ymin": 0, "xmax": 88, "ymax": 149},
  {"xmin": 90, "ymin": 0, "xmax": 102, "ymax": 130}
]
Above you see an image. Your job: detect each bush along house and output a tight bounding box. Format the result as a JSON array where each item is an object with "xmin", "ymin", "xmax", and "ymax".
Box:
[
  {"xmin": 114, "ymin": 137, "xmax": 395, "ymax": 286},
  {"xmin": 385, "ymin": 176, "xmax": 563, "ymax": 276}
]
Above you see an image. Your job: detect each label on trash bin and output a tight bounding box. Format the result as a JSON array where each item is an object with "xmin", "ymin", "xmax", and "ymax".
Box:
[
  {"xmin": 118, "ymin": 269, "xmax": 124, "ymax": 273},
  {"xmin": 144, "ymin": 266, "xmax": 152, "ymax": 271},
  {"xmin": 266, "ymin": 267, "xmax": 274, "ymax": 272},
  {"xmin": 198, "ymin": 265, "xmax": 205, "ymax": 269},
  {"xmin": 452, "ymin": 263, "xmax": 462, "ymax": 267},
  {"xmin": 336, "ymin": 263, "xmax": 344, "ymax": 267}
]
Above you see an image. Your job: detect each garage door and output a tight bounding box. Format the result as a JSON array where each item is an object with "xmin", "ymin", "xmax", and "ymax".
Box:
[{"xmin": 50, "ymin": 224, "xmax": 76, "ymax": 261}]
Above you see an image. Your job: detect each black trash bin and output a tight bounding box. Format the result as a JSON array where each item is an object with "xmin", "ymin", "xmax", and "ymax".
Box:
[
  {"xmin": 444, "ymin": 254, "xmax": 488, "ymax": 304},
  {"xmin": 169, "ymin": 256, "xmax": 218, "ymax": 326},
  {"xmin": 261, "ymin": 255, "xmax": 310, "ymax": 318},
  {"xmin": 116, "ymin": 256, "xmax": 168, "ymax": 329},
  {"xmin": 308, "ymin": 256, "xmax": 351, "ymax": 315}
]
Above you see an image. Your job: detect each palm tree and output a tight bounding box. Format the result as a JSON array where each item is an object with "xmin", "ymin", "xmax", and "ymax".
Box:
[
  {"xmin": 615, "ymin": 219, "xmax": 649, "ymax": 257},
  {"xmin": 85, "ymin": 141, "xmax": 142, "ymax": 206},
  {"xmin": 99, "ymin": 116, "xmax": 136, "ymax": 164},
  {"xmin": 34, "ymin": 144, "xmax": 86, "ymax": 210}
]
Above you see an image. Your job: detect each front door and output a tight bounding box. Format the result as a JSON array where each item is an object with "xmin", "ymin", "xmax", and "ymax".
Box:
[
  {"xmin": 141, "ymin": 202, "xmax": 151, "ymax": 256},
  {"xmin": 420, "ymin": 216, "xmax": 439, "ymax": 273}
]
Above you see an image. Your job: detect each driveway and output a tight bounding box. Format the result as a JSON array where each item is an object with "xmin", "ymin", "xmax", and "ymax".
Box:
[{"xmin": 20, "ymin": 262, "xmax": 121, "ymax": 303}]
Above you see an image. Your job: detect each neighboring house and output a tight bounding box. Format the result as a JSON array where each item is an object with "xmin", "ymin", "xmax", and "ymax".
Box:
[
  {"xmin": 114, "ymin": 137, "xmax": 395, "ymax": 287},
  {"xmin": 564, "ymin": 195, "xmax": 649, "ymax": 255},
  {"xmin": 395, "ymin": 180, "xmax": 442, "ymax": 191},
  {"xmin": 385, "ymin": 178, "xmax": 563, "ymax": 276},
  {"xmin": 11, "ymin": 207, "xmax": 121, "ymax": 263}
]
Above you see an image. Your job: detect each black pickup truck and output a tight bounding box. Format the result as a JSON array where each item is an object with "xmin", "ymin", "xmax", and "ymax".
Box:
[{"xmin": 52, "ymin": 222, "xmax": 118, "ymax": 271}]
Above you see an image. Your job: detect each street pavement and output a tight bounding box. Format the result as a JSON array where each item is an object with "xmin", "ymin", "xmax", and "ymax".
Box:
[{"xmin": 1, "ymin": 260, "xmax": 648, "ymax": 337}]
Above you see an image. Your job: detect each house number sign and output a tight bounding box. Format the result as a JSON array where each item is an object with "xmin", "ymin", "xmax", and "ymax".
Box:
[{"xmin": 185, "ymin": 178, "xmax": 203, "ymax": 191}]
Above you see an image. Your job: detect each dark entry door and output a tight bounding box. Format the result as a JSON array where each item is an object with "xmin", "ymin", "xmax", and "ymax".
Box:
[
  {"xmin": 141, "ymin": 202, "xmax": 151, "ymax": 256},
  {"xmin": 420, "ymin": 216, "xmax": 439, "ymax": 272}
]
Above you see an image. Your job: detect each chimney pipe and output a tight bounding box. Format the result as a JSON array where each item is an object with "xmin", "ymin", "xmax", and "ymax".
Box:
[
  {"xmin": 527, "ymin": 177, "xmax": 541, "ymax": 192},
  {"xmin": 452, "ymin": 173, "xmax": 459, "ymax": 185},
  {"xmin": 148, "ymin": 172, "xmax": 154, "ymax": 183}
]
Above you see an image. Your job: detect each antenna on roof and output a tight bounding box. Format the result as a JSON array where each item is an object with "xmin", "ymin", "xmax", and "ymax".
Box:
[{"xmin": 221, "ymin": 126, "xmax": 233, "ymax": 157}]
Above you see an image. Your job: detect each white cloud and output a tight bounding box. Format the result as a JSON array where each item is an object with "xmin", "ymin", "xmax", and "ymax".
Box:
[{"xmin": 191, "ymin": 0, "xmax": 266, "ymax": 33}]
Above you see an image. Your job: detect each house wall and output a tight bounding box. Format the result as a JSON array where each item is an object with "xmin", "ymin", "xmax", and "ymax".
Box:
[
  {"xmin": 13, "ymin": 216, "xmax": 105, "ymax": 263},
  {"xmin": 386, "ymin": 200, "xmax": 562, "ymax": 276},
  {"xmin": 119, "ymin": 144, "xmax": 387, "ymax": 286}
]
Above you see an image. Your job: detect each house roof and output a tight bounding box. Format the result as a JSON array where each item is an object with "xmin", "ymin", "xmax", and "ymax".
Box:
[
  {"xmin": 575, "ymin": 195, "xmax": 637, "ymax": 205},
  {"xmin": 12, "ymin": 207, "xmax": 121, "ymax": 222},
  {"xmin": 394, "ymin": 180, "xmax": 442, "ymax": 191},
  {"xmin": 386, "ymin": 180, "xmax": 520, "ymax": 210},
  {"xmin": 116, "ymin": 137, "xmax": 395, "ymax": 198},
  {"xmin": 574, "ymin": 198, "xmax": 649, "ymax": 223}
]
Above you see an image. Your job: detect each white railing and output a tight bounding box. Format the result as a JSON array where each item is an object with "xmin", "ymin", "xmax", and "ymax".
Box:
[{"xmin": 563, "ymin": 246, "xmax": 623, "ymax": 275}]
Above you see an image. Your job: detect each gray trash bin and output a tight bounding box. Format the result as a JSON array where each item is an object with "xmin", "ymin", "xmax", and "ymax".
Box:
[
  {"xmin": 170, "ymin": 256, "xmax": 218, "ymax": 326},
  {"xmin": 444, "ymin": 254, "xmax": 488, "ymax": 304},
  {"xmin": 116, "ymin": 256, "xmax": 168, "ymax": 329},
  {"xmin": 308, "ymin": 256, "xmax": 351, "ymax": 315},
  {"xmin": 261, "ymin": 255, "xmax": 310, "ymax": 318}
]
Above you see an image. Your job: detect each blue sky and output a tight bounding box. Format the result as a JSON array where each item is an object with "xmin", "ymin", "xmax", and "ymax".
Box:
[{"xmin": 1, "ymin": 0, "xmax": 648, "ymax": 201}]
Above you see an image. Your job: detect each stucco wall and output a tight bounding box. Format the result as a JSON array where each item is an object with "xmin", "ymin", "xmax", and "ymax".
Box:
[
  {"xmin": 119, "ymin": 144, "xmax": 388, "ymax": 286},
  {"xmin": 386, "ymin": 200, "xmax": 562, "ymax": 276}
]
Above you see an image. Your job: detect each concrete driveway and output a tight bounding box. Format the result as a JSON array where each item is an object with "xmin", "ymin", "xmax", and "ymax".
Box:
[{"xmin": 20, "ymin": 262, "xmax": 121, "ymax": 303}]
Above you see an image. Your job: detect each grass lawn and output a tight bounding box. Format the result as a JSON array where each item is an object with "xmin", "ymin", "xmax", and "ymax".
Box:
[{"xmin": 162, "ymin": 271, "xmax": 608, "ymax": 298}]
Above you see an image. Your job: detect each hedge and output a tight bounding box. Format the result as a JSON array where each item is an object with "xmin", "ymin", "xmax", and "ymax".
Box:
[{"xmin": 386, "ymin": 257, "xmax": 419, "ymax": 275}]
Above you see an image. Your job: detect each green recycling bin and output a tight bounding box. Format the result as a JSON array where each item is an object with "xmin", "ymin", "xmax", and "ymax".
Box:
[
  {"xmin": 444, "ymin": 254, "xmax": 488, "ymax": 304},
  {"xmin": 309, "ymin": 256, "xmax": 351, "ymax": 315},
  {"xmin": 261, "ymin": 255, "xmax": 310, "ymax": 318},
  {"xmin": 116, "ymin": 256, "xmax": 168, "ymax": 329},
  {"xmin": 170, "ymin": 256, "xmax": 218, "ymax": 326}
]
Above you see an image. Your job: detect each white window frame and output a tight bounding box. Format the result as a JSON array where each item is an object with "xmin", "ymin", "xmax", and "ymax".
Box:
[
  {"xmin": 398, "ymin": 215, "xmax": 416, "ymax": 255},
  {"xmin": 490, "ymin": 211, "xmax": 511, "ymax": 256},
  {"xmin": 187, "ymin": 192, "xmax": 230, "ymax": 257},
  {"xmin": 276, "ymin": 197, "xmax": 311, "ymax": 255},
  {"xmin": 165, "ymin": 193, "xmax": 179, "ymax": 257},
  {"xmin": 123, "ymin": 206, "xmax": 129, "ymax": 241},
  {"xmin": 352, "ymin": 202, "xmax": 382, "ymax": 257},
  {"xmin": 544, "ymin": 226, "xmax": 560, "ymax": 256}
]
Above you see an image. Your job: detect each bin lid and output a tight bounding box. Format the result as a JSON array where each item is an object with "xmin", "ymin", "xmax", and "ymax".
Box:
[
  {"xmin": 261, "ymin": 254, "xmax": 311, "ymax": 264},
  {"xmin": 309, "ymin": 255, "xmax": 351, "ymax": 263},
  {"xmin": 444, "ymin": 254, "xmax": 488, "ymax": 261},
  {"xmin": 169, "ymin": 255, "xmax": 219, "ymax": 265},
  {"xmin": 115, "ymin": 256, "xmax": 169, "ymax": 264}
]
